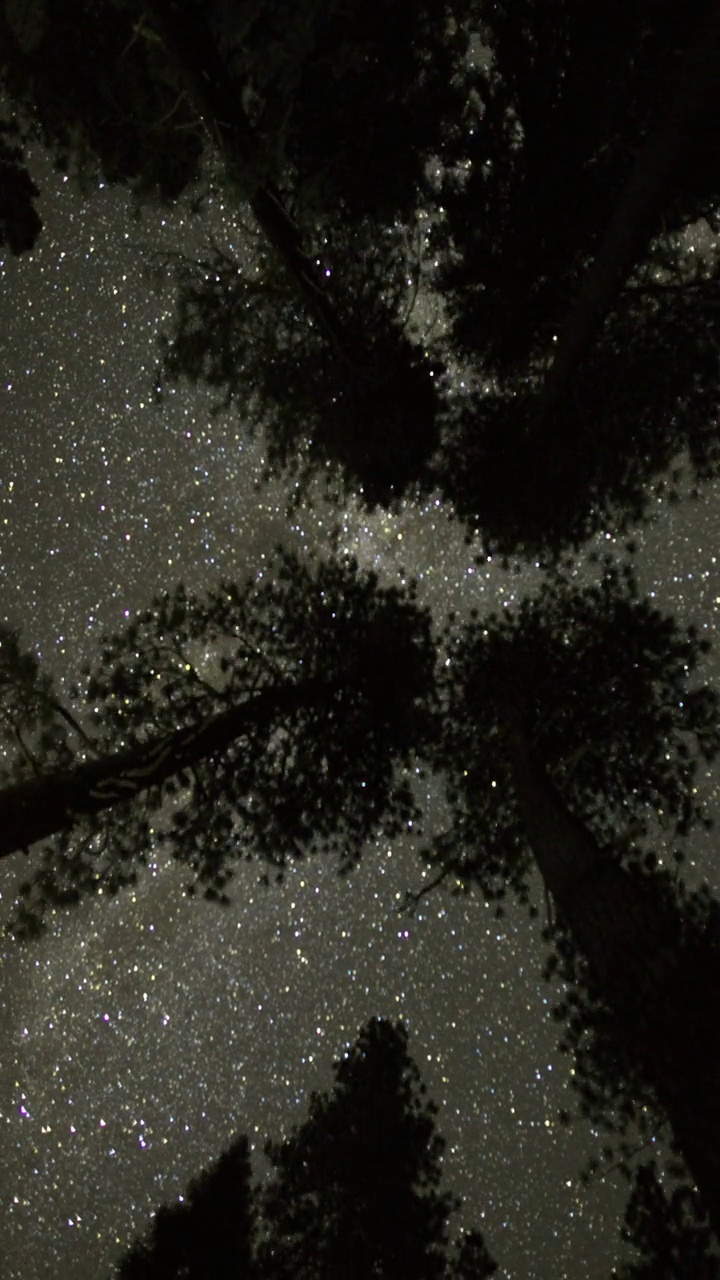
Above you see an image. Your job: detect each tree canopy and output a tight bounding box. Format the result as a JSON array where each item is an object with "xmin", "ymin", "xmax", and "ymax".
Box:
[
  {"xmin": 3, "ymin": 0, "xmax": 720, "ymax": 1267},
  {"xmin": 1, "ymin": 549, "xmax": 434, "ymax": 934},
  {"xmin": 3, "ymin": 1, "xmax": 720, "ymax": 545},
  {"xmin": 431, "ymin": 559, "xmax": 718, "ymax": 904}
]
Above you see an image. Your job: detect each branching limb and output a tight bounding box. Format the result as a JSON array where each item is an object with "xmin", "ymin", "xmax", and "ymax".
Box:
[
  {"xmin": 395, "ymin": 861, "xmax": 463, "ymax": 917},
  {"xmin": 47, "ymin": 698, "xmax": 100, "ymax": 754}
]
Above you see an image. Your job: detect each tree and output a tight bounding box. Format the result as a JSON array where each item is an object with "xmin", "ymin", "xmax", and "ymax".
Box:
[
  {"xmin": 431, "ymin": 0, "xmax": 720, "ymax": 552},
  {"xmin": 0, "ymin": 122, "xmax": 42, "ymax": 254},
  {"xmin": 612, "ymin": 1162, "xmax": 720, "ymax": 1278},
  {"xmin": 430, "ymin": 558, "xmax": 720, "ymax": 1232},
  {"xmin": 439, "ymin": 0, "xmax": 720, "ymax": 374},
  {"xmin": 131, "ymin": 0, "xmax": 720, "ymax": 545},
  {"xmin": 447, "ymin": 1231, "xmax": 498, "ymax": 1279},
  {"xmin": 113, "ymin": 1019, "xmax": 497, "ymax": 1279},
  {"xmin": 435, "ymin": 252, "xmax": 720, "ymax": 552},
  {"xmin": 4, "ymin": 1, "xmax": 720, "ymax": 547},
  {"xmin": 0, "ymin": 0, "xmax": 461, "ymax": 504},
  {"xmin": 116, "ymin": 1135, "xmax": 255, "ymax": 1279},
  {"xmin": 1, "ymin": 548, "xmax": 435, "ymax": 935},
  {"xmin": 206, "ymin": 0, "xmax": 464, "ymax": 229},
  {"xmin": 257, "ymin": 1019, "xmax": 460, "ymax": 1279},
  {"xmin": 154, "ymin": 233, "xmax": 441, "ymax": 507}
]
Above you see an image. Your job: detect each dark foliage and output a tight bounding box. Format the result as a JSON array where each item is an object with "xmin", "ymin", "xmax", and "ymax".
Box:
[
  {"xmin": 436, "ymin": 250, "xmax": 720, "ymax": 553},
  {"xmin": 509, "ymin": 800, "xmax": 720, "ymax": 1262},
  {"xmin": 447, "ymin": 1230, "xmax": 499, "ymax": 1278},
  {"xmin": 113, "ymin": 1020, "xmax": 496, "ymax": 1278},
  {"xmin": 439, "ymin": 0, "xmax": 718, "ymax": 371},
  {"xmin": 258, "ymin": 1019, "xmax": 457, "ymax": 1279},
  {"xmin": 210, "ymin": 0, "xmax": 467, "ymax": 228},
  {"xmin": 0, "ymin": 1, "xmax": 204, "ymax": 201},
  {"xmin": 4, "ymin": 2, "xmax": 720, "ymax": 547},
  {"xmin": 7, "ymin": 548, "xmax": 435, "ymax": 933},
  {"xmin": 0, "ymin": 124, "xmax": 42, "ymax": 254},
  {"xmin": 613, "ymin": 1161, "xmax": 720, "ymax": 1278},
  {"xmin": 0, "ymin": 625, "xmax": 78, "ymax": 782},
  {"xmin": 430, "ymin": 559, "xmax": 719, "ymax": 906},
  {"xmin": 116, "ymin": 1135, "xmax": 255, "ymax": 1278},
  {"xmin": 156, "ymin": 235, "xmax": 441, "ymax": 507}
]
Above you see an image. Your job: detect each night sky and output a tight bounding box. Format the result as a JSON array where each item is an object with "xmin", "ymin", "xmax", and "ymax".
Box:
[{"xmin": 0, "ymin": 151, "xmax": 719, "ymax": 1280}]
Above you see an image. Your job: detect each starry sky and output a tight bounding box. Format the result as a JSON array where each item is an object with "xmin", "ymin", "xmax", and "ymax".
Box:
[{"xmin": 0, "ymin": 149, "xmax": 719, "ymax": 1280}]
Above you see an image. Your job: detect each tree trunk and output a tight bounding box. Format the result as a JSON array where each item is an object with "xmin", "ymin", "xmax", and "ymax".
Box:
[
  {"xmin": 0, "ymin": 679, "xmax": 326, "ymax": 861},
  {"xmin": 501, "ymin": 706, "xmax": 720, "ymax": 1237},
  {"xmin": 539, "ymin": 0, "xmax": 720, "ymax": 412}
]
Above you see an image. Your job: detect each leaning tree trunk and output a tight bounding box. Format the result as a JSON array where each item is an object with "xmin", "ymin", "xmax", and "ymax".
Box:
[
  {"xmin": 539, "ymin": 0, "xmax": 720, "ymax": 413},
  {"xmin": 501, "ymin": 707, "xmax": 720, "ymax": 1238},
  {"xmin": 0, "ymin": 679, "xmax": 327, "ymax": 861}
]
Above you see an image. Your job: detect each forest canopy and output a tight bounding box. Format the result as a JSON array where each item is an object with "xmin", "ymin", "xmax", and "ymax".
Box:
[{"xmin": 1, "ymin": 0, "xmax": 720, "ymax": 1272}]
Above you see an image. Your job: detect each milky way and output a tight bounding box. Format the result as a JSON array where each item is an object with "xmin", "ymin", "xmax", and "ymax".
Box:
[{"xmin": 0, "ymin": 152, "xmax": 718, "ymax": 1280}]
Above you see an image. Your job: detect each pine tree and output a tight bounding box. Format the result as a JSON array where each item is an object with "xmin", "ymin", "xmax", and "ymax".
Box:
[
  {"xmin": 433, "ymin": 0, "xmax": 720, "ymax": 552},
  {"xmin": 431, "ymin": 558, "xmax": 720, "ymax": 1232},
  {"xmin": 116, "ymin": 1135, "xmax": 255, "ymax": 1279},
  {"xmin": 257, "ymin": 1019, "xmax": 458, "ymax": 1279},
  {"xmin": 3, "ymin": 1, "xmax": 720, "ymax": 547},
  {"xmin": 112, "ymin": 1020, "xmax": 497, "ymax": 1279},
  {"xmin": 612, "ymin": 1161, "xmax": 720, "ymax": 1279},
  {"xmin": 1, "ymin": 548, "xmax": 434, "ymax": 935}
]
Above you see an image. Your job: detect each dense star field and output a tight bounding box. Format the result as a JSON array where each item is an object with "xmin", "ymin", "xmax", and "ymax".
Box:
[{"xmin": 0, "ymin": 156, "xmax": 719, "ymax": 1279}]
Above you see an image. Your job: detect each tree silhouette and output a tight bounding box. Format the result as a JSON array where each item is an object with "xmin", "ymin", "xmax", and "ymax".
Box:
[
  {"xmin": 0, "ymin": 124, "xmax": 42, "ymax": 254},
  {"xmin": 113, "ymin": 1019, "xmax": 497, "ymax": 1279},
  {"xmin": 155, "ymin": 233, "xmax": 441, "ymax": 507},
  {"xmin": 0, "ymin": 0, "xmax": 457, "ymax": 506},
  {"xmin": 3, "ymin": 1, "xmax": 720, "ymax": 546},
  {"xmin": 257, "ymin": 1019, "xmax": 458, "ymax": 1279},
  {"xmin": 440, "ymin": 0, "xmax": 720, "ymax": 374},
  {"xmin": 612, "ymin": 1161, "xmax": 720, "ymax": 1278},
  {"xmin": 1, "ymin": 548, "xmax": 434, "ymax": 935},
  {"xmin": 431, "ymin": 0, "xmax": 720, "ymax": 552},
  {"xmin": 116, "ymin": 1135, "xmax": 255, "ymax": 1279},
  {"xmin": 430, "ymin": 558, "xmax": 720, "ymax": 1231},
  {"xmin": 446, "ymin": 1230, "xmax": 498, "ymax": 1279}
]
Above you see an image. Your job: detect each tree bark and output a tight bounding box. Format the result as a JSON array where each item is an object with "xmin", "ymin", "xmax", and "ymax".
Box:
[
  {"xmin": 0, "ymin": 679, "xmax": 327, "ymax": 861},
  {"xmin": 501, "ymin": 706, "xmax": 720, "ymax": 1237},
  {"xmin": 539, "ymin": 0, "xmax": 720, "ymax": 412}
]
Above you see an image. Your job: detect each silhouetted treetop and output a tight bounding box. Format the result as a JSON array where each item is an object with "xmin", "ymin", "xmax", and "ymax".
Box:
[
  {"xmin": 258, "ymin": 1019, "xmax": 468, "ymax": 1279},
  {"xmin": 113, "ymin": 1019, "xmax": 497, "ymax": 1278},
  {"xmin": 116, "ymin": 1135, "xmax": 255, "ymax": 1278}
]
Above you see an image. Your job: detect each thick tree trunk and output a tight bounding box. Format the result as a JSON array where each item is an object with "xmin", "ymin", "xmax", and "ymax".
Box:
[
  {"xmin": 0, "ymin": 680, "xmax": 326, "ymax": 861},
  {"xmin": 501, "ymin": 707, "xmax": 720, "ymax": 1237},
  {"xmin": 540, "ymin": 0, "xmax": 720, "ymax": 412}
]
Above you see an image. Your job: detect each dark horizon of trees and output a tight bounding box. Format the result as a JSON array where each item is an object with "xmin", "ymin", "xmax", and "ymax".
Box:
[
  {"xmin": 112, "ymin": 1019, "xmax": 720, "ymax": 1278},
  {"xmin": 113, "ymin": 1018, "xmax": 498, "ymax": 1279}
]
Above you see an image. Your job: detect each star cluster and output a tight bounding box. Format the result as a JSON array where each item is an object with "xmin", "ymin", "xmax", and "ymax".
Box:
[{"xmin": 0, "ymin": 153, "xmax": 718, "ymax": 1279}]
